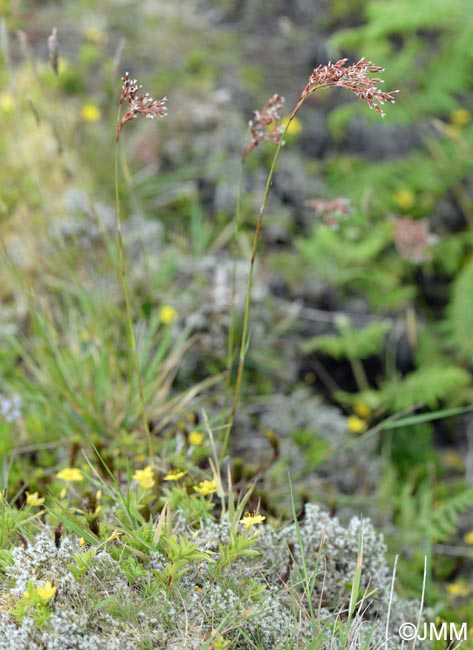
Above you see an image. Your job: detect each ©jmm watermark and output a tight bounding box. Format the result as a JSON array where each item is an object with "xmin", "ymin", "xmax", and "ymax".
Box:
[{"xmin": 399, "ymin": 621, "xmax": 468, "ymax": 642}]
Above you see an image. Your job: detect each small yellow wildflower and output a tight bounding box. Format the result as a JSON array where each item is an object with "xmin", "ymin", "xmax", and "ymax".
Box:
[
  {"xmin": 0, "ymin": 92, "xmax": 15, "ymax": 114},
  {"xmin": 446, "ymin": 582, "xmax": 470, "ymax": 597},
  {"xmin": 443, "ymin": 450, "xmax": 464, "ymax": 469},
  {"xmin": 84, "ymin": 27, "xmax": 108, "ymax": 45},
  {"xmin": 394, "ymin": 189, "xmax": 415, "ymax": 210},
  {"xmin": 105, "ymin": 529, "xmax": 121, "ymax": 542},
  {"xmin": 189, "ymin": 431, "xmax": 205, "ymax": 446},
  {"xmin": 56, "ymin": 467, "xmax": 84, "ymax": 482},
  {"xmin": 135, "ymin": 453, "xmax": 147, "ymax": 463},
  {"xmin": 163, "ymin": 469, "xmax": 187, "ymax": 481},
  {"xmin": 23, "ymin": 591, "xmax": 30, "ymax": 600},
  {"xmin": 279, "ymin": 116, "xmax": 303, "ymax": 136},
  {"xmin": 449, "ymin": 108, "xmax": 471, "ymax": 127},
  {"xmin": 240, "ymin": 511, "xmax": 266, "ymax": 530},
  {"xmin": 79, "ymin": 537, "xmax": 86, "ymax": 547},
  {"xmin": 160, "ymin": 305, "xmax": 178, "ymax": 325},
  {"xmin": 347, "ymin": 415, "xmax": 368, "ymax": 434},
  {"xmin": 353, "ymin": 402, "xmax": 372, "ymax": 419},
  {"xmin": 96, "ymin": 490, "xmax": 102, "ymax": 501},
  {"xmin": 193, "ymin": 479, "xmax": 217, "ymax": 496},
  {"xmin": 132, "ymin": 465, "xmax": 155, "ymax": 489},
  {"xmin": 37, "ymin": 581, "xmax": 57, "ymax": 601},
  {"xmin": 80, "ymin": 103, "xmax": 101, "ymax": 123},
  {"xmin": 463, "ymin": 530, "xmax": 473, "ymax": 545},
  {"xmin": 25, "ymin": 491, "xmax": 45, "ymax": 507}
]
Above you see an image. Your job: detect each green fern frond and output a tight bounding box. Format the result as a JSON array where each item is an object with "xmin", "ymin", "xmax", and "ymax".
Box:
[
  {"xmin": 447, "ymin": 261, "xmax": 473, "ymax": 363},
  {"xmin": 302, "ymin": 319, "xmax": 390, "ymax": 360},
  {"xmin": 429, "ymin": 487, "xmax": 473, "ymax": 543},
  {"xmin": 380, "ymin": 365, "xmax": 471, "ymax": 411}
]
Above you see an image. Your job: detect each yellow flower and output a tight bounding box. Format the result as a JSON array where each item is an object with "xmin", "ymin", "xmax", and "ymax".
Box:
[
  {"xmin": 240, "ymin": 511, "xmax": 266, "ymax": 530},
  {"xmin": 189, "ymin": 431, "xmax": 205, "ymax": 446},
  {"xmin": 193, "ymin": 479, "xmax": 217, "ymax": 496},
  {"xmin": 84, "ymin": 27, "xmax": 108, "ymax": 45},
  {"xmin": 443, "ymin": 451, "xmax": 463, "ymax": 469},
  {"xmin": 353, "ymin": 402, "xmax": 372, "ymax": 419},
  {"xmin": 449, "ymin": 108, "xmax": 471, "ymax": 127},
  {"xmin": 446, "ymin": 582, "xmax": 470, "ymax": 597},
  {"xmin": 347, "ymin": 415, "xmax": 368, "ymax": 434},
  {"xmin": 163, "ymin": 469, "xmax": 187, "ymax": 481},
  {"xmin": 79, "ymin": 537, "xmax": 86, "ymax": 547},
  {"xmin": 105, "ymin": 529, "xmax": 121, "ymax": 542},
  {"xmin": 37, "ymin": 581, "xmax": 57, "ymax": 601},
  {"xmin": 132, "ymin": 465, "xmax": 155, "ymax": 489},
  {"xmin": 463, "ymin": 530, "xmax": 473, "ymax": 545},
  {"xmin": 56, "ymin": 467, "xmax": 84, "ymax": 482},
  {"xmin": 23, "ymin": 591, "xmax": 30, "ymax": 600},
  {"xmin": 304, "ymin": 371, "xmax": 316, "ymax": 384},
  {"xmin": 160, "ymin": 305, "xmax": 178, "ymax": 324},
  {"xmin": 394, "ymin": 189, "xmax": 415, "ymax": 210},
  {"xmin": 80, "ymin": 103, "xmax": 101, "ymax": 123},
  {"xmin": 25, "ymin": 491, "xmax": 45, "ymax": 507},
  {"xmin": 279, "ymin": 115, "xmax": 303, "ymax": 136},
  {"xmin": 0, "ymin": 92, "xmax": 15, "ymax": 114}
]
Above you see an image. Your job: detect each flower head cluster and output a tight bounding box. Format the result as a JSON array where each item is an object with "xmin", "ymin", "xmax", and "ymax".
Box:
[
  {"xmin": 116, "ymin": 72, "xmax": 167, "ymax": 140},
  {"xmin": 392, "ymin": 216, "xmax": 438, "ymax": 263},
  {"xmin": 308, "ymin": 197, "xmax": 354, "ymax": 229},
  {"xmin": 243, "ymin": 94, "xmax": 285, "ymax": 159},
  {"xmin": 294, "ymin": 58, "xmax": 398, "ymax": 118},
  {"xmin": 47, "ymin": 28, "xmax": 59, "ymax": 76}
]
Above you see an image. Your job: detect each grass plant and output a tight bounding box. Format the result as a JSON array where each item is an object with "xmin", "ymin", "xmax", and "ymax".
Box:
[{"xmin": 0, "ymin": 9, "xmax": 472, "ymax": 649}]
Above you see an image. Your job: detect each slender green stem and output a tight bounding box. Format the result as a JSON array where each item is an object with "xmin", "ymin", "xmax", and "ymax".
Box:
[
  {"xmin": 220, "ymin": 162, "xmax": 245, "ymax": 460},
  {"xmin": 349, "ymin": 357, "xmax": 370, "ymax": 393},
  {"xmin": 225, "ymin": 119, "xmax": 293, "ymax": 448},
  {"xmin": 114, "ymin": 128, "xmax": 154, "ymax": 465},
  {"xmin": 225, "ymin": 162, "xmax": 245, "ymax": 396}
]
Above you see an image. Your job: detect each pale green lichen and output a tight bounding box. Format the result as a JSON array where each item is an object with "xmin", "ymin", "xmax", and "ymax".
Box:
[{"xmin": 0, "ymin": 505, "xmax": 421, "ymax": 649}]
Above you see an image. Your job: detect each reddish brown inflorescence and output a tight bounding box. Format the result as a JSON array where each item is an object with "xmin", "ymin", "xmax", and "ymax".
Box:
[
  {"xmin": 392, "ymin": 216, "xmax": 438, "ymax": 263},
  {"xmin": 116, "ymin": 72, "xmax": 168, "ymax": 141},
  {"xmin": 308, "ymin": 197, "xmax": 354, "ymax": 229},
  {"xmin": 243, "ymin": 94, "xmax": 286, "ymax": 159},
  {"xmin": 293, "ymin": 58, "xmax": 398, "ymax": 118}
]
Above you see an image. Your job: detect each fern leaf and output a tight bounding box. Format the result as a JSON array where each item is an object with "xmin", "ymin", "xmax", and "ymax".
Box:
[
  {"xmin": 448, "ymin": 261, "xmax": 473, "ymax": 363},
  {"xmin": 381, "ymin": 366, "xmax": 470, "ymax": 411}
]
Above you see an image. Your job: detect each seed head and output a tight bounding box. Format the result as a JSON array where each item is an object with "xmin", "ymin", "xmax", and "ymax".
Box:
[
  {"xmin": 116, "ymin": 72, "xmax": 167, "ymax": 141},
  {"xmin": 308, "ymin": 197, "xmax": 354, "ymax": 229},
  {"xmin": 392, "ymin": 216, "xmax": 438, "ymax": 263},
  {"xmin": 294, "ymin": 58, "xmax": 398, "ymax": 118},
  {"xmin": 47, "ymin": 28, "xmax": 59, "ymax": 75},
  {"xmin": 243, "ymin": 93, "xmax": 285, "ymax": 159}
]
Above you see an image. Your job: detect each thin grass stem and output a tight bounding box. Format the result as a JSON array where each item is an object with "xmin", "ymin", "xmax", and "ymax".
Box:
[
  {"xmin": 226, "ymin": 119, "xmax": 292, "ymax": 445},
  {"xmin": 114, "ymin": 111, "xmax": 154, "ymax": 465}
]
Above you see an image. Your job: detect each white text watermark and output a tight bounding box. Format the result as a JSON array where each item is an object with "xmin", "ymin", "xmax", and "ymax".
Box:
[{"xmin": 399, "ymin": 622, "xmax": 468, "ymax": 642}]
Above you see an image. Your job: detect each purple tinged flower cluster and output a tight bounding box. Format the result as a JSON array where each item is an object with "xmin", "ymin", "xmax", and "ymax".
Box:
[
  {"xmin": 116, "ymin": 72, "xmax": 167, "ymax": 140},
  {"xmin": 294, "ymin": 58, "xmax": 398, "ymax": 118}
]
